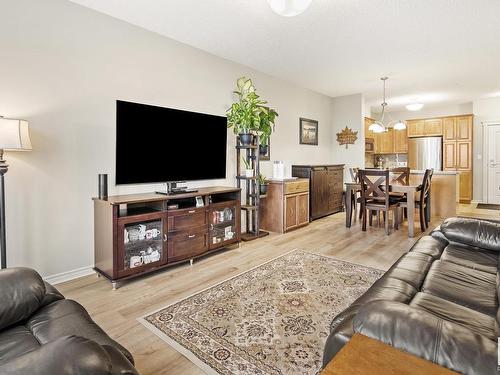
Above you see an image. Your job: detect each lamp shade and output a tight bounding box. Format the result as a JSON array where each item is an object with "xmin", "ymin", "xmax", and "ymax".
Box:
[
  {"xmin": 0, "ymin": 118, "xmax": 32, "ymax": 151},
  {"xmin": 267, "ymin": 0, "xmax": 313, "ymax": 17},
  {"xmin": 393, "ymin": 121, "xmax": 407, "ymax": 130}
]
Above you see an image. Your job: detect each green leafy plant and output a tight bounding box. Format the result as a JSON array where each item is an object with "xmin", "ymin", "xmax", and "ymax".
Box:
[
  {"xmin": 241, "ymin": 156, "xmax": 253, "ymax": 170},
  {"xmin": 227, "ymin": 77, "xmax": 278, "ymax": 144},
  {"xmin": 258, "ymin": 173, "xmax": 268, "ymax": 185},
  {"xmin": 258, "ymin": 107, "xmax": 278, "ymax": 147}
]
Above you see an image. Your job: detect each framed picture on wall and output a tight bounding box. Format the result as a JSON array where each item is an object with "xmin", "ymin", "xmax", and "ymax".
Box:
[{"xmin": 299, "ymin": 118, "xmax": 318, "ymax": 145}]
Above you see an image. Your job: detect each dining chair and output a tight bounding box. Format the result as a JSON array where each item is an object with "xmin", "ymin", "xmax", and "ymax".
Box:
[
  {"xmin": 389, "ymin": 167, "xmax": 410, "ymax": 217},
  {"xmin": 398, "ymin": 169, "xmax": 432, "ymax": 232},
  {"xmin": 348, "ymin": 167, "xmax": 361, "ymax": 220},
  {"xmin": 358, "ymin": 169, "xmax": 400, "ymax": 235}
]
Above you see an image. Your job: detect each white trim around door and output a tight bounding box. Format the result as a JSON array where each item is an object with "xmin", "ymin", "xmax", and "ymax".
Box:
[{"xmin": 482, "ymin": 121, "xmax": 500, "ymax": 204}]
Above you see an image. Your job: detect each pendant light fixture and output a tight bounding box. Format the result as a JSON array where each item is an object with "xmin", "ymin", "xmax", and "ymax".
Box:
[
  {"xmin": 266, "ymin": 0, "xmax": 313, "ymax": 17},
  {"xmin": 369, "ymin": 77, "xmax": 406, "ymax": 133}
]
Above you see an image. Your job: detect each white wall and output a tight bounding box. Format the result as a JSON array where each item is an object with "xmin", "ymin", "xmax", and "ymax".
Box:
[
  {"xmin": 472, "ymin": 97, "xmax": 500, "ymax": 202},
  {"xmin": 331, "ymin": 94, "xmax": 365, "ymax": 180},
  {"xmin": 0, "ymin": 0, "xmax": 334, "ymax": 278}
]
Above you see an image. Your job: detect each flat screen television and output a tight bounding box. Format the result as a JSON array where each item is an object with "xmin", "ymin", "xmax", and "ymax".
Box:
[{"xmin": 116, "ymin": 100, "xmax": 227, "ymax": 185}]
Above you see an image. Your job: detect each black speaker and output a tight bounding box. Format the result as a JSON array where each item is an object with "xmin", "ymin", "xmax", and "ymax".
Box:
[{"xmin": 98, "ymin": 174, "xmax": 108, "ymax": 199}]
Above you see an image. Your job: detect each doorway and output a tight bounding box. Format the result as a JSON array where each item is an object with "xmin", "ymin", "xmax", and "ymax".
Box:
[{"xmin": 484, "ymin": 123, "xmax": 500, "ymax": 204}]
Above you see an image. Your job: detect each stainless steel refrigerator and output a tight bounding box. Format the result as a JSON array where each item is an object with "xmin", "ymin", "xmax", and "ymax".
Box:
[{"xmin": 408, "ymin": 137, "xmax": 442, "ymax": 171}]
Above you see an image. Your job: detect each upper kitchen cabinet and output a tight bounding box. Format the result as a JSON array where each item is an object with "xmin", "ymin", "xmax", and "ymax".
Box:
[
  {"xmin": 393, "ymin": 127, "xmax": 408, "ymax": 153},
  {"xmin": 407, "ymin": 120, "xmax": 425, "ymax": 137},
  {"xmin": 407, "ymin": 119, "xmax": 443, "ymax": 137},
  {"xmin": 456, "ymin": 116, "xmax": 473, "ymax": 140},
  {"xmin": 443, "ymin": 117, "xmax": 456, "ymax": 140}
]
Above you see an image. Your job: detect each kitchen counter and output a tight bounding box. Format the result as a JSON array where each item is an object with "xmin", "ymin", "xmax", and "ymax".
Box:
[
  {"xmin": 410, "ymin": 172, "xmax": 458, "ymax": 219},
  {"xmin": 410, "ymin": 170, "xmax": 457, "ymax": 175}
]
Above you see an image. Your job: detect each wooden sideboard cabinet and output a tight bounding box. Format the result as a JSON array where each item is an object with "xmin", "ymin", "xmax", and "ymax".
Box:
[
  {"xmin": 93, "ymin": 186, "xmax": 241, "ymax": 289},
  {"xmin": 260, "ymin": 179, "xmax": 310, "ymax": 233},
  {"xmin": 292, "ymin": 165, "xmax": 344, "ymax": 220}
]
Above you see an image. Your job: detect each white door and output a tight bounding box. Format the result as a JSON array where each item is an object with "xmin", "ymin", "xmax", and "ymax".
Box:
[{"xmin": 487, "ymin": 125, "xmax": 500, "ymax": 204}]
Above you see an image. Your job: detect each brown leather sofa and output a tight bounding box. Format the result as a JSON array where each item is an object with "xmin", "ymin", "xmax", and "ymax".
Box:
[
  {"xmin": 0, "ymin": 267, "xmax": 138, "ymax": 375},
  {"xmin": 323, "ymin": 217, "xmax": 500, "ymax": 375}
]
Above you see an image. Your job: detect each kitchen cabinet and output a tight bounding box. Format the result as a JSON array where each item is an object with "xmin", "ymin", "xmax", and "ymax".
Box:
[
  {"xmin": 260, "ymin": 179, "xmax": 310, "ymax": 233},
  {"xmin": 443, "ymin": 141, "xmax": 457, "ymax": 170},
  {"xmin": 407, "ymin": 119, "xmax": 443, "ymax": 137},
  {"xmin": 407, "ymin": 120, "xmax": 425, "ymax": 137},
  {"xmin": 393, "ymin": 127, "xmax": 408, "ymax": 153},
  {"xmin": 441, "ymin": 115, "xmax": 473, "ymax": 202},
  {"xmin": 457, "ymin": 116, "xmax": 472, "ymax": 140},
  {"xmin": 443, "ymin": 117, "xmax": 456, "ymax": 140},
  {"xmin": 377, "ymin": 128, "xmax": 394, "ymax": 154}
]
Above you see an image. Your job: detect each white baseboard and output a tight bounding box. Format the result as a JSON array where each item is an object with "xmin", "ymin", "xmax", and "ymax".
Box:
[
  {"xmin": 471, "ymin": 200, "xmax": 484, "ymax": 205},
  {"xmin": 43, "ymin": 265, "xmax": 95, "ymax": 285}
]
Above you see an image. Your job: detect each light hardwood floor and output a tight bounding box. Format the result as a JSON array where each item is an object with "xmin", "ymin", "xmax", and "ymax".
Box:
[{"xmin": 56, "ymin": 209, "xmax": 494, "ymax": 375}]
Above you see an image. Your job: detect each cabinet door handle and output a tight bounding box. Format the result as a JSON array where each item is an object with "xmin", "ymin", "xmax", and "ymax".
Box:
[
  {"xmin": 188, "ymin": 210, "xmax": 196, "ymax": 214},
  {"xmin": 188, "ymin": 234, "xmax": 196, "ymax": 238},
  {"xmin": 163, "ymin": 234, "xmax": 167, "ymax": 242}
]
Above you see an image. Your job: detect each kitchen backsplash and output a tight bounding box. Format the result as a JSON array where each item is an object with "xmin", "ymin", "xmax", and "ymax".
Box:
[{"xmin": 366, "ymin": 153, "xmax": 408, "ymax": 169}]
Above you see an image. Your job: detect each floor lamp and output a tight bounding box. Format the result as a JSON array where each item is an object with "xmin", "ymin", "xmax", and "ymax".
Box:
[{"xmin": 0, "ymin": 117, "xmax": 32, "ymax": 269}]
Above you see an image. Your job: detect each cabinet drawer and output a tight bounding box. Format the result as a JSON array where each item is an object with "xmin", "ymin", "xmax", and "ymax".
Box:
[
  {"xmin": 167, "ymin": 207, "xmax": 208, "ymax": 232},
  {"xmin": 167, "ymin": 228, "xmax": 209, "ymax": 263},
  {"xmin": 285, "ymin": 180, "xmax": 309, "ymax": 195}
]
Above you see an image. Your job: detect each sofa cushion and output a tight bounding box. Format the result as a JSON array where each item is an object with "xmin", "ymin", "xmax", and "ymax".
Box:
[
  {"xmin": 25, "ymin": 299, "xmax": 134, "ymax": 364},
  {"xmin": 440, "ymin": 217, "xmax": 500, "ymax": 252},
  {"xmin": 441, "ymin": 243, "xmax": 498, "ymax": 274},
  {"xmin": 0, "ymin": 268, "xmax": 46, "ymax": 331},
  {"xmin": 409, "ymin": 235, "xmax": 448, "ymax": 259},
  {"xmin": 0, "ymin": 326, "xmax": 40, "ymax": 365},
  {"xmin": 410, "ymin": 292, "xmax": 496, "ymax": 340},
  {"xmin": 382, "ymin": 252, "xmax": 434, "ymax": 289},
  {"xmin": 422, "ymin": 260, "xmax": 497, "ymax": 316},
  {"xmin": 352, "ymin": 301, "xmax": 498, "ymax": 375}
]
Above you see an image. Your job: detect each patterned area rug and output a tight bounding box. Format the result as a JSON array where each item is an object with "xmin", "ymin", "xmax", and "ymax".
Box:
[{"xmin": 139, "ymin": 250, "xmax": 383, "ymax": 375}]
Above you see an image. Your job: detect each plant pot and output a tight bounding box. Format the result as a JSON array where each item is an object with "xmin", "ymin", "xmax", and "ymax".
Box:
[
  {"xmin": 259, "ymin": 145, "xmax": 268, "ymax": 156},
  {"xmin": 239, "ymin": 133, "xmax": 253, "ymax": 146},
  {"xmin": 260, "ymin": 184, "xmax": 268, "ymax": 195},
  {"xmin": 245, "ymin": 169, "xmax": 254, "ymax": 178}
]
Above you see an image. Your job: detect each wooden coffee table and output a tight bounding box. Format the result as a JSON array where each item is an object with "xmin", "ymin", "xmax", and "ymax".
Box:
[{"xmin": 321, "ymin": 333, "xmax": 457, "ymax": 375}]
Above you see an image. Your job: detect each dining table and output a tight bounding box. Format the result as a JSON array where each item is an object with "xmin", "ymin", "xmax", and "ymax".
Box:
[{"xmin": 345, "ymin": 181, "xmax": 425, "ymax": 238}]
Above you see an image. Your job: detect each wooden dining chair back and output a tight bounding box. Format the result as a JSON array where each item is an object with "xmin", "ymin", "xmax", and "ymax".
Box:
[
  {"xmin": 390, "ymin": 167, "xmax": 410, "ymax": 186},
  {"xmin": 358, "ymin": 169, "xmax": 399, "ymax": 235},
  {"xmin": 399, "ymin": 168, "xmax": 432, "ymax": 232},
  {"xmin": 349, "ymin": 167, "xmax": 360, "ymax": 183}
]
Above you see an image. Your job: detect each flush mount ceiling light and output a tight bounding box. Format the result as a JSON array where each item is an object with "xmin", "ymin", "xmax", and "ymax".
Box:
[
  {"xmin": 266, "ymin": 0, "xmax": 313, "ymax": 17},
  {"xmin": 406, "ymin": 103, "xmax": 424, "ymax": 111},
  {"xmin": 369, "ymin": 77, "xmax": 406, "ymax": 133}
]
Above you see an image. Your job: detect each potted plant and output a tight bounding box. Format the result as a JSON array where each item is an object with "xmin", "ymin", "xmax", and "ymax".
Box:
[
  {"xmin": 227, "ymin": 77, "xmax": 272, "ymax": 146},
  {"xmin": 241, "ymin": 157, "xmax": 254, "ymax": 178},
  {"xmin": 258, "ymin": 107, "xmax": 278, "ymax": 156},
  {"xmin": 258, "ymin": 173, "xmax": 269, "ymax": 195}
]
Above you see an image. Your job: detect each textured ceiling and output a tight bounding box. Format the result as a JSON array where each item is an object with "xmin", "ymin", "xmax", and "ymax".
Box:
[{"xmin": 69, "ymin": 0, "xmax": 500, "ymax": 111}]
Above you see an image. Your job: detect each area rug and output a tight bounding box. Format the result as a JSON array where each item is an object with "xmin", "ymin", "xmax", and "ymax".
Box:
[
  {"xmin": 139, "ymin": 250, "xmax": 383, "ymax": 375},
  {"xmin": 476, "ymin": 203, "xmax": 500, "ymax": 210}
]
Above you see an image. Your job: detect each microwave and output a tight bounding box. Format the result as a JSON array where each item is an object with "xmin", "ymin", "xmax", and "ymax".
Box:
[{"xmin": 365, "ymin": 138, "xmax": 375, "ymax": 153}]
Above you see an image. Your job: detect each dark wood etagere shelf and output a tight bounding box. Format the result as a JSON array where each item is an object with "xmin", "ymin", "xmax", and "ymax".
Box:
[
  {"xmin": 93, "ymin": 186, "xmax": 241, "ymax": 289},
  {"xmin": 236, "ymin": 135, "xmax": 269, "ymax": 241}
]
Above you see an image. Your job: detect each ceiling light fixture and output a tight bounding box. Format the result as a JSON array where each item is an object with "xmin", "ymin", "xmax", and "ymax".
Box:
[
  {"xmin": 406, "ymin": 103, "xmax": 424, "ymax": 111},
  {"xmin": 266, "ymin": 0, "xmax": 313, "ymax": 17},
  {"xmin": 369, "ymin": 77, "xmax": 406, "ymax": 133}
]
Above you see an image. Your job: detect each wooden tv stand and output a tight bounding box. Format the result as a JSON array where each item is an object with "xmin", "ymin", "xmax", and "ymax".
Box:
[{"xmin": 93, "ymin": 186, "xmax": 241, "ymax": 289}]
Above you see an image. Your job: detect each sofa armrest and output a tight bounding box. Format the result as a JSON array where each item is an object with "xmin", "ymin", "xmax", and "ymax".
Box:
[
  {"xmin": 0, "ymin": 336, "xmax": 139, "ymax": 375},
  {"xmin": 0, "ymin": 268, "xmax": 46, "ymax": 330},
  {"xmin": 353, "ymin": 301, "xmax": 497, "ymax": 375}
]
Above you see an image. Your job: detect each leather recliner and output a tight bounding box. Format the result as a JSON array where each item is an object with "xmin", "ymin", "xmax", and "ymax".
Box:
[
  {"xmin": 0, "ymin": 267, "xmax": 139, "ymax": 374},
  {"xmin": 323, "ymin": 217, "xmax": 500, "ymax": 375}
]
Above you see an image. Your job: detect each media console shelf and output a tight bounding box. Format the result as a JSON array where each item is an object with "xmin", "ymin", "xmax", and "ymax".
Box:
[{"xmin": 93, "ymin": 186, "xmax": 241, "ymax": 289}]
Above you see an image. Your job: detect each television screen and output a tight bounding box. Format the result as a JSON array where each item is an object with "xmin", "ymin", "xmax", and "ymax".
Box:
[{"xmin": 116, "ymin": 100, "xmax": 227, "ymax": 185}]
